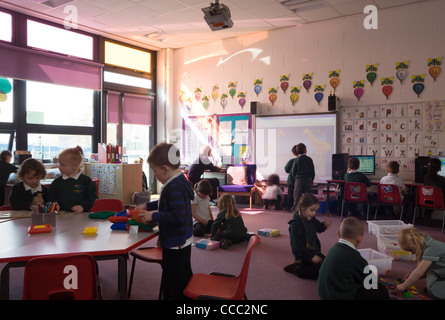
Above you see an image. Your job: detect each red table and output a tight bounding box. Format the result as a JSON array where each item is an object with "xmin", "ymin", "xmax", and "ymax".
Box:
[{"xmin": 0, "ymin": 212, "xmax": 158, "ymax": 300}]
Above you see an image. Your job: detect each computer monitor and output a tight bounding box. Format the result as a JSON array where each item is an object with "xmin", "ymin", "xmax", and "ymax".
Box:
[
  {"xmin": 350, "ymin": 155, "xmax": 375, "ymax": 175},
  {"xmin": 436, "ymin": 157, "xmax": 445, "ymax": 177}
]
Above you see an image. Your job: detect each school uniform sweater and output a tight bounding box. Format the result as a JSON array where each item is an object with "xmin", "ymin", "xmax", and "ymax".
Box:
[
  {"xmin": 47, "ymin": 173, "xmax": 97, "ymax": 212},
  {"xmin": 9, "ymin": 181, "xmax": 48, "ymax": 210},
  {"xmin": 150, "ymin": 173, "xmax": 194, "ymax": 249},
  {"xmin": 211, "ymin": 209, "xmax": 248, "ymax": 240},
  {"xmin": 318, "ymin": 242, "xmax": 368, "ymax": 300},
  {"xmin": 344, "ymin": 171, "xmax": 372, "ymax": 187},
  {"xmin": 290, "ymin": 154, "xmax": 315, "ymax": 180}
]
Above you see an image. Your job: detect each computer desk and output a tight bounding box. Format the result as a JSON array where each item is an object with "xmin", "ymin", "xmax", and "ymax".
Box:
[
  {"xmin": 325, "ymin": 179, "xmax": 423, "ymax": 217},
  {"xmin": 0, "ymin": 211, "xmax": 158, "ymax": 300}
]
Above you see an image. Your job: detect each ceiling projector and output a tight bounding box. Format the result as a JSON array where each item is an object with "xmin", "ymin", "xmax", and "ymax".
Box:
[{"xmin": 202, "ymin": 0, "xmax": 233, "ymax": 31}]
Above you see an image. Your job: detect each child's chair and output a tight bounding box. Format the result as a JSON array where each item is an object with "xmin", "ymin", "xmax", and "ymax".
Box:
[
  {"xmin": 374, "ymin": 184, "xmax": 404, "ymax": 220},
  {"xmin": 0, "ymin": 205, "xmax": 12, "ymax": 211},
  {"xmin": 23, "ymin": 253, "xmax": 100, "ymax": 300},
  {"xmin": 340, "ymin": 182, "xmax": 369, "ymax": 221},
  {"xmin": 413, "ymin": 186, "xmax": 445, "ymax": 233},
  {"xmin": 90, "ymin": 198, "xmax": 124, "ymax": 213}
]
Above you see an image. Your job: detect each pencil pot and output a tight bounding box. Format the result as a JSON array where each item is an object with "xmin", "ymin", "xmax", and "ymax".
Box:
[{"xmin": 31, "ymin": 212, "xmax": 56, "ymax": 227}]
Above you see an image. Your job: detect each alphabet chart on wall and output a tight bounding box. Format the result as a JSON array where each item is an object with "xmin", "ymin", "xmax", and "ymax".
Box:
[{"xmin": 340, "ymin": 100, "xmax": 444, "ymax": 173}]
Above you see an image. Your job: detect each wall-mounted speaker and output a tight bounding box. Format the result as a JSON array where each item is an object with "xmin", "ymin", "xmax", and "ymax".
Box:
[
  {"xmin": 250, "ymin": 101, "xmax": 258, "ymax": 115},
  {"xmin": 328, "ymin": 95, "xmax": 337, "ymax": 111},
  {"xmin": 332, "ymin": 153, "xmax": 349, "ymax": 180},
  {"xmin": 415, "ymin": 156, "xmax": 429, "ymax": 183}
]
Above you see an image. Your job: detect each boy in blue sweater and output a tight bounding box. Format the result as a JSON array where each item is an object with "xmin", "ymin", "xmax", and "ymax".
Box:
[{"xmin": 138, "ymin": 143, "xmax": 194, "ymax": 300}]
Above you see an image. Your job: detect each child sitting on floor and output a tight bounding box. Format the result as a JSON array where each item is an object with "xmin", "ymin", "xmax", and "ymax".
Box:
[
  {"xmin": 191, "ymin": 179, "xmax": 214, "ymax": 236},
  {"xmin": 210, "ymin": 194, "xmax": 250, "ymax": 249},
  {"xmin": 262, "ymin": 173, "xmax": 284, "ymax": 210}
]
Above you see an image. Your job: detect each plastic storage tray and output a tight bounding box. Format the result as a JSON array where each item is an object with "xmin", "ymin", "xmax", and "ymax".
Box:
[
  {"xmin": 376, "ymin": 234, "xmax": 415, "ymax": 261},
  {"xmin": 367, "ymin": 220, "xmax": 412, "ymax": 235},
  {"xmin": 195, "ymin": 239, "xmax": 220, "ymax": 250},
  {"xmin": 358, "ymin": 248, "xmax": 393, "ymax": 276}
]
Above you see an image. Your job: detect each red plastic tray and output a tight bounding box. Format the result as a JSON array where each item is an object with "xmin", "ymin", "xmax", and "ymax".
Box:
[{"xmin": 28, "ymin": 224, "xmax": 52, "ymax": 234}]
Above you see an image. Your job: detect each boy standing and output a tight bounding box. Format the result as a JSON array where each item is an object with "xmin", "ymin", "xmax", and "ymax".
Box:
[
  {"xmin": 318, "ymin": 217, "xmax": 389, "ymax": 300},
  {"xmin": 138, "ymin": 143, "xmax": 194, "ymax": 299},
  {"xmin": 290, "ymin": 143, "xmax": 315, "ymax": 211}
]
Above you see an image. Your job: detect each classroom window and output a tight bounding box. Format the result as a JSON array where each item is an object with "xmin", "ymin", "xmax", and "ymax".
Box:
[
  {"xmin": 0, "ymin": 77, "xmax": 13, "ymax": 123},
  {"xmin": 0, "ymin": 11, "xmax": 12, "ymax": 42},
  {"xmin": 104, "ymin": 71, "xmax": 152, "ymax": 89},
  {"xmin": 0, "ymin": 133, "xmax": 12, "ymax": 151},
  {"xmin": 28, "ymin": 133, "xmax": 92, "ymax": 162},
  {"xmin": 27, "ymin": 19, "xmax": 93, "ymax": 60},
  {"xmin": 26, "ymin": 81, "xmax": 94, "ymax": 127},
  {"xmin": 104, "ymin": 41, "xmax": 151, "ymax": 73}
]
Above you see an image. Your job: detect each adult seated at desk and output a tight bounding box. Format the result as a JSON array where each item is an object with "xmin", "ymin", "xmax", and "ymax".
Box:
[{"xmin": 187, "ymin": 145, "xmax": 222, "ymax": 187}]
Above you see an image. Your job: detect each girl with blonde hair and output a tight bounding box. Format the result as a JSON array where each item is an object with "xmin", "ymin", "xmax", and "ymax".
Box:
[
  {"xmin": 48, "ymin": 146, "xmax": 97, "ymax": 213},
  {"xmin": 210, "ymin": 194, "xmax": 250, "ymax": 248},
  {"xmin": 397, "ymin": 227, "xmax": 445, "ymax": 299}
]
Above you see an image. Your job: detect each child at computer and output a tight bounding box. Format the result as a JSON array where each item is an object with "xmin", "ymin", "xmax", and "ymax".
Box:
[
  {"xmin": 0, "ymin": 150, "xmax": 18, "ymax": 206},
  {"xmin": 285, "ymin": 193, "xmax": 331, "ymax": 280},
  {"xmin": 191, "ymin": 179, "xmax": 214, "ymax": 236},
  {"xmin": 137, "ymin": 143, "xmax": 194, "ymax": 299},
  {"xmin": 47, "ymin": 146, "xmax": 97, "ymax": 214},
  {"xmin": 343, "ymin": 157, "xmax": 372, "ymax": 218},
  {"xmin": 379, "ymin": 160, "xmax": 408, "ymax": 219},
  {"xmin": 396, "ymin": 227, "xmax": 445, "ymax": 300},
  {"xmin": 210, "ymin": 194, "xmax": 250, "ymax": 249},
  {"xmin": 290, "ymin": 143, "xmax": 315, "ymax": 211},
  {"xmin": 262, "ymin": 173, "xmax": 284, "ymax": 210},
  {"xmin": 9, "ymin": 158, "xmax": 48, "ymax": 210},
  {"xmin": 318, "ymin": 217, "xmax": 389, "ymax": 300}
]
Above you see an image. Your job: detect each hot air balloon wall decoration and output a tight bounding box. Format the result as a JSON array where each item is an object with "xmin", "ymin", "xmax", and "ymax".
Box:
[
  {"xmin": 220, "ymin": 93, "xmax": 228, "ymax": 109},
  {"xmin": 211, "ymin": 84, "xmax": 219, "ymax": 101},
  {"xmin": 329, "ymin": 70, "xmax": 340, "ymax": 93},
  {"xmin": 411, "ymin": 74, "xmax": 425, "ymax": 98},
  {"xmin": 254, "ymin": 78, "xmax": 262, "ymax": 96},
  {"xmin": 428, "ymin": 57, "xmax": 442, "ymax": 81},
  {"xmin": 194, "ymin": 87, "xmax": 202, "ymax": 101},
  {"xmin": 366, "ymin": 64, "xmax": 378, "ymax": 86},
  {"xmin": 0, "ymin": 78, "xmax": 12, "ymax": 103},
  {"xmin": 228, "ymin": 81, "xmax": 237, "ymax": 99},
  {"xmin": 280, "ymin": 74, "xmax": 290, "ymax": 93},
  {"xmin": 290, "ymin": 86, "xmax": 300, "ymax": 106},
  {"xmin": 185, "ymin": 96, "xmax": 193, "ymax": 112},
  {"xmin": 179, "ymin": 89, "xmax": 186, "ymax": 104},
  {"xmin": 269, "ymin": 87, "xmax": 278, "ymax": 106},
  {"xmin": 381, "ymin": 77, "xmax": 394, "ymax": 100},
  {"xmin": 314, "ymin": 85, "xmax": 325, "ymax": 105},
  {"xmin": 302, "ymin": 73, "xmax": 313, "ymax": 92},
  {"xmin": 353, "ymin": 80, "xmax": 365, "ymax": 101},
  {"xmin": 202, "ymin": 95, "xmax": 210, "ymax": 110},
  {"xmin": 237, "ymin": 91, "xmax": 246, "ymax": 108},
  {"xmin": 395, "ymin": 61, "xmax": 409, "ymax": 84}
]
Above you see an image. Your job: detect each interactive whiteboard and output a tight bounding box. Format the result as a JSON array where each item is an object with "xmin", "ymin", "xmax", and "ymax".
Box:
[{"xmin": 255, "ymin": 113, "xmax": 337, "ymax": 183}]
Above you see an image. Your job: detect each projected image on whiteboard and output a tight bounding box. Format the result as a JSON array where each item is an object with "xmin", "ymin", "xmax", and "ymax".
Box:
[{"xmin": 255, "ymin": 113, "xmax": 337, "ymax": 183}]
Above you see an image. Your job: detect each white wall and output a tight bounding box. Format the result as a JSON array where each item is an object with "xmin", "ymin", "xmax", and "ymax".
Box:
[{"xmin": 164, "ymin": 0, "xmax": 445, "ymax": 179}]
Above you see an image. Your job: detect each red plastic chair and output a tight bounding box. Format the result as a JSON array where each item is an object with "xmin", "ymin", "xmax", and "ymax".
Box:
[
  {"xmin": 413, "ymin": 186, "xmax": 445, "ymax": 233},
  {"xmin": 0, "ymin": 205, "xmax": 13, "ymax": 211},
  {"xmin": 23, "ymin": 254, "xmax": 99, "ymax": 300},
  {"xmin": 127, "ymin": 246, "xmax": 163, "ymax": 299},
  {"xmin": 183, "ymin": 235, "xmax": 259, "ymax": 300},
  {"xmin": 374, "ymin": 184, "xmax": 404, "ymax": 220},
  {"xmin": 90, "ymin": 198, "xmax": 124, "ymax": 213},
  {"xmin": 341, "ymin": 182, "xmax": 369, "ymax": 221}
]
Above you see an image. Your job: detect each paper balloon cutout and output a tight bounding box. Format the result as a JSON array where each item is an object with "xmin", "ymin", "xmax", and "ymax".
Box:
[
  {"xmin": 254, "ymin": 78, "xmax": 262, "ymax": 96},
  {"xmin": 268, "ymin": 87, "xmax": 277, "ymax": 106},
  {"xmin": 179, "ymin": 90, "xmax": 185, "ymax": 103},
  {"xmin": 428, "ymin": 57, "xmax": 442, "ymax": 81},
  {"xmin": 329, "ymin": 70, "xmax": 340, "ymax": 92},
  {"xmin": 395, "ymin": 61, "xmax": 409, "ymax": 84},
  {"xmin": 0, "ymin": 78, "xmax": 12, "ymax": 95},
  {"xmin": 302, "ymin": 73, "xmax": 312, "ymax": 92},
  {"xmin": 212, "ymin": 84, "xmax": 219, "ymax": 101},
  {"xmin": 411, "ymin": 75, "xmax": 425, "ymax": 98},
  {"xmin": 353, "ymin": 80, "xmax": 365, "ymax": 101},
  {"xmin": 366, "ymin": 64, "xmax": 378, "ymax": 86},
  {"xmin": 290, "ymin": 86, "xmax": 300, "ymax": 106},
  {"xmin": 194, "ymin": 87, "xmax": 202, "ymax": 101},
  {"xmin": 237, "ymin": 92, "xmax": 246, "ymax": 108},
  {"xmin": 202, "ymin": 96, "xmax": 210, "ymax": 109},
  {"xmin": 381, "ymin": 77, "xmax": 393, "ymax": 100},
  {"xmin": 220, "ymin": 93, "xmax": 228, "ymax": 109},
  {"xmin": 228, "ymin": 81, "xmax": 237, "ymax": 99},
  {"xmin": 314, "ymin": 85, "xmax": 324, "ymax": 105},
  {"xmin": 280, "ymin": 74, "xmax": 289, "ymax": 93}
]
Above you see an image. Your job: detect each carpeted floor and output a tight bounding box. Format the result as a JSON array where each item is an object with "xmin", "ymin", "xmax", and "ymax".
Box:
[{"xmin": 2, "ymin": 205, "xmax": 444, "ymax": 301}]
